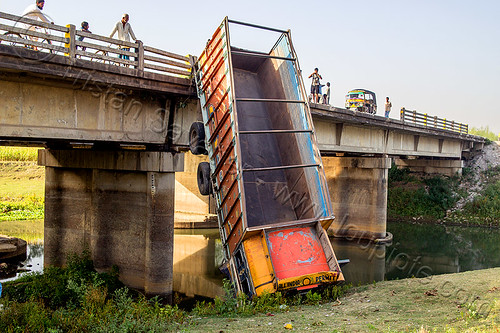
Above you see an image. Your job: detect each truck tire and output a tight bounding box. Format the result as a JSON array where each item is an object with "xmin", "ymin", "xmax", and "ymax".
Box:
[
  {"xmin": 189, "ymin": 122, "xmax": 207, "ymax": 155},
  {"xmin": 197, "ymin": 162, "xmax": 212, "ymax": 196}
]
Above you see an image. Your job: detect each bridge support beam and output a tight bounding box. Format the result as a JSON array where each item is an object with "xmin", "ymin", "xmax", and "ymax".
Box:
[
  {"xmin": 38, "ymin": 149, "xmax": 184, "ymax": 299},
  {"xmin": 394, "ymin": 158, "xmax": 463, "ymax": 177},
  {"xmin": 323, "ymin": 156, "xmax": 391, "ymax": 241}
]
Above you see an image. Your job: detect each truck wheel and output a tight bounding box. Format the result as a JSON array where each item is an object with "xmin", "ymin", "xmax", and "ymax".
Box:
[
  {"xmin": 189, "ymin": 122, "xmax": 207, "ymax": 155},
  {"xmin": 197, "ymin": 162, "xmax": 212, "ymax": 196}
]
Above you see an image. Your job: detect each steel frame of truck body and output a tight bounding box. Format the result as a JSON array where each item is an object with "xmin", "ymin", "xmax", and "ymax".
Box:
[{"xmin": 194, "ymin": 17, "xmax": 344, "ymax": 297}]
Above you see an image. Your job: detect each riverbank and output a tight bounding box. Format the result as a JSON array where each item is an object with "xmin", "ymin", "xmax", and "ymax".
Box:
[
  {"xmin": 388, "ymin": 142, "xmax": 500, "ymax": 227},
  {"xmin": 191, "ymin": 268, "xmax": 500, "ymax": 332},
  {"xmin": 1, "ymin": 260, "xmax": 498, "ymax": 332}
]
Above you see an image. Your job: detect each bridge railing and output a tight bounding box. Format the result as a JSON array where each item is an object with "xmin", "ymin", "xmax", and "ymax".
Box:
[
  {"xmin": 0, "ymin": 11, "xmax": 191, "ymax": 79},
  {"xmin": 0, "ymin": 12, "xmax": 69, "ymax": 54},
  {"xmin": 400, "ymin": 108, "xmax": 468, "ymax": 134}
]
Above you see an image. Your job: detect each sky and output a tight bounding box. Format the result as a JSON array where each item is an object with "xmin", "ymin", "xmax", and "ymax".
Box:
[{"xmin": 2, "ymin": 0, "xmax": 500, "ymax": 135}]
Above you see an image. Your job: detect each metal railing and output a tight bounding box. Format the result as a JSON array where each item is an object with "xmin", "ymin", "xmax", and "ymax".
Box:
[
  {"xmin": 400, "ymin": 107, "xmax": 468, "ymax": 134},
  {"xmin": 0, "ymin": 11, "xmax": 191, "ymax": 79}
]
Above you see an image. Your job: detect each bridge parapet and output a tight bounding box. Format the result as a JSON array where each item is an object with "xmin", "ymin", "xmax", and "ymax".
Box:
[
  {"xmin": 0, "ymin": 11, "xmax": 192, "ymax": 81},
  {"xmin": 400, "ymin": 107, "xmax": 468, "ymax": 135}
]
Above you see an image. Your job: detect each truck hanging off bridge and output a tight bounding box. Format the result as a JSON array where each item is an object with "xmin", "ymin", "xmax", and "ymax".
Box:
[{"xmin": 189, "ymin": 18, "xmax": 345, "ymax": 297}]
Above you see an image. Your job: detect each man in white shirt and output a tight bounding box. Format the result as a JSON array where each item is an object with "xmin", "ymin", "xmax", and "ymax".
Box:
[
  {"xmin": 385, "ymin": 97, "xmax": 392, "ymax": 118},
  {"xmin": 110, "ymin": 14, "xmax": 137, "ymax": 60},
  {"xmin": 323, "ymin": 82, "xmax": 331, "ymax": 105},
  {"xmin": 21, "ymin": 0, "xmax": 53, "ymax": 47}
]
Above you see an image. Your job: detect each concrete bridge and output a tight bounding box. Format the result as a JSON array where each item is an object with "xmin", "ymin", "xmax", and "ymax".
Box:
[{"xmin": 0, "ymin": 13, "xmax": 484, "ymax": 299}]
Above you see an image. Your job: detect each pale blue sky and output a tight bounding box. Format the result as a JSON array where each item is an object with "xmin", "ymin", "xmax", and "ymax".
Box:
[{"xmin": 3, "ymin": 0, "xmax": 500, "ymax": 135}]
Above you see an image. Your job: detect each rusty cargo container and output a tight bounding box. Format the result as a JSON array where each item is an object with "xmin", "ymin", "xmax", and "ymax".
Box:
[{"xmin": 191, "ymin": 18, "xmax": 344, "ymax": 297}]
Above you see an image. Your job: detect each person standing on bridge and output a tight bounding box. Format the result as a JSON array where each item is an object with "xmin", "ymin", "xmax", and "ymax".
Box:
[
  {"xmin": 22, "ymin": 0, "xmax": 53, "ymax": 25},
  {"xmin": 110, "ymin": 14, "xmax": 137, "ymax": 61},
  {"xmin": 21, "ymin": 0, "xmax": 54, "ymax": 40},
  {"xmin": 385, "ymin": 97, "xmax": 392, "ymax": 118},
  {"xmin": 323, "ymin": 82, "xmax": 331, "ymax": 105},
  {"xmin": 77, "ymin": 21, "xmax": 91, "ymax": 52},
  {"xmin": 308, "ymin": 68, "xmax": 322, "ymax": 104}
]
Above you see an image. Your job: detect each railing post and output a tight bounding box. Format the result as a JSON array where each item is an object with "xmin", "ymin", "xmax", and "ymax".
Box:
[
  {"xmin": 136, "ymin": 40, "xmax": 144, "ymax": 71},
  {"xmin": 65, "ymin": 24, "xmax": 76, "ymax": 63},
  {"xmin": 451, "ymin": 120, "xmax": 455, "ymax": 132},
  {"xmin": 434, "ymin": 116, "xmax": 437, "ymax": 128},
  {"xmin": 400, "ymin": 108, "xmax": 405, "ymax": 122},
  {"xmin": 413, "ymin": 110, "xmax": 416, "ymax": 124},
  {"xmin": 443, "ymin": 118, "xmax": 446, "ymax": 130},
  {"xmin": 424, "ymin": 113, "xmax": 427, "ymax": 127}
]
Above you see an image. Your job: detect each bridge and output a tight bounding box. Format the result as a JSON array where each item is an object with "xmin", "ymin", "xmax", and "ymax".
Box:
[{"xmin": 0, "ymin": 12, "xmax": 484, "ymax": 299}]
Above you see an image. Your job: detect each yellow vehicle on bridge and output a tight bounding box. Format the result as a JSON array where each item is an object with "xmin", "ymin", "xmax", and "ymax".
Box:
[{"xmin": 345, "ymin": 89, "xmax": 377, "ymax": 114}]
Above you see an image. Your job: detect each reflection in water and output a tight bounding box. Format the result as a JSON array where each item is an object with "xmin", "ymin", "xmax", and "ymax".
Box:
[
  {"xmin": 331, "ymin": 238, "xmax": 386, "ymax": 285},
  {"xmin": 2, "ymin": 222, "xmax": 500, "ymax": 297},
  {"xmin": 173, "ymin": 229, "xmax": 224, "ymax": 298},
  {"xmin": 385, "ymin": 222, "xmax": 500, "ymax": 281},
  {"xmin": 0, "ymin": 241, "xmax": 44, "ymax": 282}
]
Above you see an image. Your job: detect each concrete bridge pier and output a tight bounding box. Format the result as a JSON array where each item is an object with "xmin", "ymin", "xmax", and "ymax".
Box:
[
  {"xmin": 323, "ymin": 156, "xmax": 391, "ymax": 241},
  {"xmin": 394, "ymin": 158, "xmax": 464, "ymax": 177},
  {"xmin": 38, "ymin": 149, "xmax": 184, "ymax": 299}
]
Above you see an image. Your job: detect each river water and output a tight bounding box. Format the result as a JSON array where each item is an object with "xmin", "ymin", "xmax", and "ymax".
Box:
[{"xmin": 1, "ymin": 221, "xmax": 500, "ymax": 298}]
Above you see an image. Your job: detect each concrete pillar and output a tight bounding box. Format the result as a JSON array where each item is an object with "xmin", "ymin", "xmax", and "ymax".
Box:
[
  {"xmin": 323, "ymin": 156, "xmax": 391, "ymax": 240},
  {"xmin": 39, "ymin": 149, "xmax": 184, "ymax": 299},
  {"xmin": 394, "ymin": 158, "xmax": 463, "ymax": 177}
]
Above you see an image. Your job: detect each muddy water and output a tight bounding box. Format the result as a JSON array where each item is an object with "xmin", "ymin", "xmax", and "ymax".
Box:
[{"xmin": 2, "ymin": 221, "xmax": 500, "ymax": 299}]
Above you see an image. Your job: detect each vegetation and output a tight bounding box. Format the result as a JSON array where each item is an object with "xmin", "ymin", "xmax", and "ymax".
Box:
[
  {"xmin": 469, "ymin": 126, "xmax": 498, "ymax": 142},
  {"xmin": 447, "ymin": 166, "xmax": 500, "ymax": 226},
  {"xmin": 0, "ymin": 252, "xmax": 187, "ymax": 332},
  {"xmin": 0, "ymin": 147, "xmax": 39, "ymax": 162},
  {"xmin": 388, "ymin": 165, "xmax": 459, "ymax": 221},
  {"xmin": 192, "ymin": 279, "xmax": 350, "ymax": 317},
  {"xmin": 0, "ymin": 195, "xmax": 44, "ymax": 221},
  {"xmin": 0, "ymin": 147, "xmax": 44, "ymax": 222},
  {"xmin": 4, "ymin": 252, "xmax": 497, "ymax": 332},
  {"xmin": 0, "ymin": 252, "xmax": 350, "ymax": 332}
]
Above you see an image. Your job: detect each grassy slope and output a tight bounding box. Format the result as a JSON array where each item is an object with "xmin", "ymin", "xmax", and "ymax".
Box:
[
  {"xmin": 0, "ymin": 157, "xmax": 45, "ymax": 221},
  {"xmin": 0, "ymin": 161, "xmax": 44, "ymax": 198},
  {"xmin": 190, "ymin": 268, "xmax": 500, "ymax": 332}
]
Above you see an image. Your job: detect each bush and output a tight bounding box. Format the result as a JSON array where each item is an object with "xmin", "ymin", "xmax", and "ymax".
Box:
[
  {"xmin": 388, "ymin": 175, "xmax": 458, "ymax": 220},
  {"xmin": 0, "ymin": 252, "xmax": 188, "ymax": 332},
  {"xmin": 2, "ymin": 251, "xmax": 123, "ymax": 309}
]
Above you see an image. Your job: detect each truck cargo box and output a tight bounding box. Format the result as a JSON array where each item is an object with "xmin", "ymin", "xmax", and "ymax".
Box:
[{"xmin": 193, "ymin": 18, "xmax": 344, "ymax": 297}]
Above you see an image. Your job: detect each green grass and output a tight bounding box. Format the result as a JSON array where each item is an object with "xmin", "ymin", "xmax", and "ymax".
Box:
[
  {"xmin": 0, "ymin": 195, "xmax": 44, "ymax": 221},
  {"xmin": 188, "ymin": 268, "xmax": 500, "ymax": 332},
  {"xmin": 0, "ymin": 147, "xmax": 39, "ymax": 162},
  {"xmin": 0, "ymin": 161, "xmax": 45, "ymax": 221}
]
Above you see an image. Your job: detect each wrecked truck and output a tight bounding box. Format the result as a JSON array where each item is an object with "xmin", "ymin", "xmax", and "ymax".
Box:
[{"xmin": 189, "ymin": 18, "xmax": 344, "ymax": 297}]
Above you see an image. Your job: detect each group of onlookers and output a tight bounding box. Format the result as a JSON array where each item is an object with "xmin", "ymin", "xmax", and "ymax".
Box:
[
  {"xmin": 21, "ymin": 0, "xmax": 138, "ymax": 59},
  {"xmin": 309, "ymin": 67, "xmax": 393, "ymax": 118}
]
